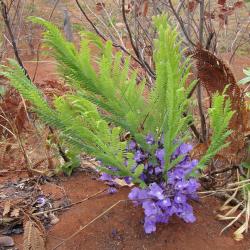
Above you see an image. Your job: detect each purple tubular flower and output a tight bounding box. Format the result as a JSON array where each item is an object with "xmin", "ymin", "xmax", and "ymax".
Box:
[
  {"xmin": 167, "ymin": 168, "xmax": 185, "ymax": 184},
  {"xmin": 137, "ymin": 189, "xmax": 149, "ymax": 200},
  {"xmin": 124, "ymin": 176, "xmax": 132, "ymax": 184},
  {"xmin": 179, "ymin": 203, "xmax": 196, "ymax": 223},
  {"xmin": 140, "ymin": 173, "xmax": 147, "ymax": 181},
  {"xmin": 128, "ymin": 140, "xmax": 137, "ymax": 150},
  {"xmin": 142, "ymin": 200, "xmax": 159, "ymax": 216},
  {"xmin": 179, "ymin": 143, "xmax": 193, "ymax": 155},
  {"xmin": 155, "ymin": 148, "xmax": 164, "ymax": 164},
  {"xmin": 149, "ymin": 168, "xmax": 153, "ymax": 174},
  {"xmin": 36, "ymin": 196, "xmax": 46, "ymax": 207},
  {"xmin": 144, "ymin": 216, "xmax": 157, "ymax": 234},
  {"xmin": 157, "ymin": 198, "xmax": 171, "ymax": 209},
  {"xmin": 146, "ymin": 134, "xmax": 155, "ymax": 145},
  {"xmin": 186, "ymin": 179, "xmax": 200, "ymax": 193},
  {"xmin": 108, "ymin": 187, "xmax": 118, "ymax": 194},
  {"xmin": 154, "ymin": 166, "xmax": 162, "ymax": 175},
  {"xmin": 175, "ymin": 181, "xmax": 188, "ymax": 191},
  {"xmin": 99, "ymin": 172, "xmax": 114, "ymax": 182},
  {"xmin": 134, "ymin": 150, "xmax": 145, "ymax": 162},
  {"xmin": 191, "ymin": 159, "xmax": 199, "ymax": 167},
  {"xmin": 174, "ymin": 193, "xmax": 187, "ymax": 204},
  {"xmin": 128, "ymin": 187, "xmax": 149, "ymax": 202},
  {"xmin": 124, "ymin": 160, "xmax": 128, "ymax": 167},
  {"xmin": 148, "ymin": 183, "xmax": 164, "ymax": 200},
  {"xmin": 156, "ymin": 211, "xmax": 169, "ymax": 223},
  {"xmin": 128, "ymin": 187, "xmax": 140, "ymax": 200},
  {"xmin": 100, "ymin": 133, "xmax": 200, "ymax": 234},
  {"xmin": 130, "ymin": 164, "xmax": 137, "ymax": 172}
]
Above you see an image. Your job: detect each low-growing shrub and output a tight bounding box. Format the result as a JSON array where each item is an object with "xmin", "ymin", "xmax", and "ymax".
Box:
[{"xmin": 1, "ymin": 15, "xmax": 234, "ymax": 233}]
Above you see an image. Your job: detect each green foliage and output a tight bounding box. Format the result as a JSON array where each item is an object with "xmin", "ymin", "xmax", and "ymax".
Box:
[
  {"xmin": 72, "ymin": 23, "xmax": 85, "ymax": 33},
  {"xmin": 239, "ymin": 68, "xmax": 250, "ymax": 85},
  {"xmin": 239, "ymin": 68, "xmax": 250, "ymax": 100},
  {"xmin": 57, "ymin": 150, "xmax": 80, "ymax": 176},
  {"xmin": 0, "ymin": 85, "xmax": 7, "ymax": 96},
  {"xmin": 1, "ymin": 61, "xmax": 139, "ymax": 181},
  {"xmin": 149, "ymin": 15, "xmax": 195, "ymax": 173},
  {"xmin": 1, "ymin": 15, "xmax": 233, "ymax": 179},
  {"xmin": 197, "ymin": 92, "xmax": 234, "ymax": 169},
  {"xmin": 29, "ymin": 16, "xmax": 147, "ymax": 147}
]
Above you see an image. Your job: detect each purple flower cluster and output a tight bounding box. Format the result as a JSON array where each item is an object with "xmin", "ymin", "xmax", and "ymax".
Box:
[
  {"xmin": 128, "ymin": 160, "xmax": 199, "ymax": 233},
  {"xmin": 99, "ymin": 134, "xmax": 200, "ymax": 233},
  {"xmin": 99, "ymin": 166, "xmax": 119, "ymax": 194}
]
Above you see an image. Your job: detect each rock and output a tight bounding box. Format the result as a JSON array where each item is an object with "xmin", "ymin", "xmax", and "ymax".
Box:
[
  {"xmin": 50, "ymin": 214, "xmax": 60, "ymax": 225},
  {"xmin": 0, "ymin": 236, "xmax": 15, "ymax": 247}
]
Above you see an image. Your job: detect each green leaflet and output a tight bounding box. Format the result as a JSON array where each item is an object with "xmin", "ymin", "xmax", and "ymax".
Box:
[
  {"xmin": 1, "ymin": 15, "xmax": 233, "ymax": 180},
  {"xmin": 196, "ymin": 92, "xmax": 234, "ymax": 169}
]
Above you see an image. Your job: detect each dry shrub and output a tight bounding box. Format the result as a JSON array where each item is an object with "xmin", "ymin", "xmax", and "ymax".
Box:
[
  {"xmin": 190, "ymin": 48, "xmax": 249, "ymax": 166},
  {"xmin": 0, "ymin": 79, "xmax": 69, "ymax": 137},
  {"xmin": 0, "ymin": 87, "xmax": 29, "ymax": 136}
]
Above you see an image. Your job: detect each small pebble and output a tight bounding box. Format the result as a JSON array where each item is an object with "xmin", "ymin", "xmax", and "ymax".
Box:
[
  {"xmin": 0, "ymin": 236, "xmax": 15, "ymax": 247},
  {"xmin": 50, "ymin": 214, "xmax": 60, "ymax": 225}
]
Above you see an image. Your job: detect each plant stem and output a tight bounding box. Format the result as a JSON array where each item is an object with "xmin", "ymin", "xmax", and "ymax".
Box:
[
  {"xmin": 0, "ymin": 0, "xmax": 30, "ymax": 80},
  {"xmin": 197, "ymin": 0, "xmax": 207, "ymax": 142}
]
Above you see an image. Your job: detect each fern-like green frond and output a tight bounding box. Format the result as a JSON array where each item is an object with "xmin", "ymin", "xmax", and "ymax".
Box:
[
  {"xmin": 197, "ymin": 92, "xmax": 234, "ymax": 169},
  {"xmin": 0, "ymin": 61, "xmax": 143, "ymax": 183},
  {"xmin": 147, "ymin": 15, "xmax": 194, "ymax": 172},
  {"xmin": 29, "ymin": 16, "xmax": 148, "ymax": 144},
  {"xmin": 2, "ymin": 15, "xmax": 232, "ymax": 184}
]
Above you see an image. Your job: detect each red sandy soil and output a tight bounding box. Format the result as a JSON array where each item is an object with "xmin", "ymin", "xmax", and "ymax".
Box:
[
  {"xmin": 9, "ymin": 171, "xmax": 250, "ymax": 250},
  {"xmin": 1, "ymin": 51, "xmax": 250, "ymax": 250}
]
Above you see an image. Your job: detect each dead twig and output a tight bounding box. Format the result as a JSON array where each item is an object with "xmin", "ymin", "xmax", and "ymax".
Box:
[
  {"xmin": 168, "ymin": 0, "xmax": 195, "ymax": 47},
  {"xmin": 0, "ymin": 0, "xmax": 30, "ymax": 81},
  {"xmin": 49, "ymin": 0, "xmax": 60, "ymax": 20},
  {"xmin": 75, "ymin": 0, "xmax": 154, "ymax": 78},
  {"xmin": 33, "ymin": 189, "xmax": 107, "ymax": 216},
  {"xmin": 121, "ymin": 0, "xmax": 155, "ymax": 79}
]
